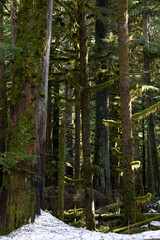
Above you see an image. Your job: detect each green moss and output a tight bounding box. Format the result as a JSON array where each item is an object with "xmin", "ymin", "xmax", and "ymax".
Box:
[
  {"xmin": 86, "ymin": 187, "xmax": 91, "ymax": 196},
  {"xmin": 0, "ymin": 0, "xmax": 49, "ymax": 235},
  {"xmin": 8, "ymin": 110, "xmax": 35, "ymax": 153},
  {"xmin": 0, "ymin": 171, "xmax": 35, "ymax": 235}
]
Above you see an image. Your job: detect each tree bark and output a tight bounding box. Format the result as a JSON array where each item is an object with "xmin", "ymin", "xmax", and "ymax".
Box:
[
  {"xmin": 0, "ymin": 1, "xmax": 6, "ymax": 188},
  {"xmin": 0, "ymin": 0, "xmax": 53, "ymax": 234},
  {"xmin": 65, "ymin": 82, "xmax": 73, "ymax": 177},
  {"xmin": 94, "ymin": 0, "xmax": 112, "ymax": 197},
  {"xmin": 58, "ymin": 117, "xmax": 66, "ymax": 221},
  {"xmin": 77, "ymin": 1, "xmax": 95, "ymax": 230},
  {"xmin": 45, "ymin": 80, "xmax": 53, "ymax": 186},
  {"xmin": 53, "ymin": 83, "xmax": 60, "ymax": 185},
  {"xmin": 117, "ymin": 0, "xmax": 135, "ymax": 224},
  {"xmin": 143, "ymin": 0, "xmax": 159, "ymax": 195},
  {"xmin": 74, "ymin": 90, "xmax": 81, "ymax": 180}
]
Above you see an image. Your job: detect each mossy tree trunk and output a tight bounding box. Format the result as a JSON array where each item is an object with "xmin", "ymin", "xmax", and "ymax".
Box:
[
  {"xmin": 0, "ymin": 0, "xmax": 53, "ymax": 235},
  {"xmin": 45, "ymin": 80, "xmax": 53, "ymax": 186},
  {"xmin": 141, "ymin": 96, "xmax": 146, "ymax": 194},
  {"xmin": 74, "ymin": 90, "xmax": 81, "ymax": 180},
  {"xmin": 52, "ymin": 83, "xmax": 60, "ymax": 185},
  {"xmin": 117, "ymin": 0, "xmax": 136, "ymax": 225},
  {"xmin": 77, "ymin": 0, "xmax": 95, "ymax": 230},
  {"xmin": 94, "ymin": 0, "xmax": 112, "ymax": 197},
  {"xmin": 143, "ymin": 0, "xmax": 159, "ymax": 195},
  {"xmin": 58, "ymin": 118, "xmax": 66, "ymax": 221},
  {"xmin": 0, "ymin": 1, "xmax": 6, "ymax": 188},
  {"xmin": 65, "ymin": 82, "xmax": 73, "ymax": 177}
]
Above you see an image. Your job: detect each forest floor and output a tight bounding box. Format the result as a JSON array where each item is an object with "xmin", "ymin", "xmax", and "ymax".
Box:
[{"xmin": 0, "ymin": 210, "xmax": 160, "ymax": 240}]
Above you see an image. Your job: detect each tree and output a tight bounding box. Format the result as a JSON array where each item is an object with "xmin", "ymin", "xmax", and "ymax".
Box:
[
  {"xmin": 117, "ymin": 0, "xmax": 135, "ymax": 224},
  {"xmin": 77, "ymin": 0, "xmax": 95, "ymax": 230},
  {"xmin": 143, "ymin": 0, "xmax": 159, "ymax": 194},
  {"xmin": 0, "ymin": 0, "xmax": 53, "ymax": 234},
  {"xmin": 0, "ymin": 0, "xmax": 6, "ymax": 188},
  {"xmin": 74, "ymin": 90, "xmax": 81, "ymax": 180},
  {"xmin": 94, "ymin": 0, "xmax": 112, "ymax": 197},
  {"xmin": 58, "ymin": 117, "xmax": 66, "ymax": 221}
]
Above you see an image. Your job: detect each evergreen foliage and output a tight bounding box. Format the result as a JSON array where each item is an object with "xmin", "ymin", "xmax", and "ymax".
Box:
[{"xmin": 1, "ymin": 0, "xmax": 160, "ymax": 234}]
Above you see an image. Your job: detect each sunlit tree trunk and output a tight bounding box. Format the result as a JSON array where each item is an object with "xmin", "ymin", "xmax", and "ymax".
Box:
[
  {"xmin": 0, "ymin": 0, "xmax": 53, "ymax": 234},
  {"xmin": 94, "ymin": 0, "xmax": 111, "ymax": 197},
  {"xmin": 117, "ymin": 0, "xmax": 135, "ymax": 224},
  {"xmin": 77, "ymin": 0, "xmax": 95, "ymax": 230}
]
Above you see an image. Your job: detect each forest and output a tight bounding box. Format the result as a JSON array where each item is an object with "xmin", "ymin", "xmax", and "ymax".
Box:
[{"xmin": 0, "ymin": 0, "xmax": 160, "ymax": 236}]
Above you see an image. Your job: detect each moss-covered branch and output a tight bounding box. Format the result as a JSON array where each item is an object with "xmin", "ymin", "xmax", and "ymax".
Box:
[
  {"xmin": 69, "ymin": 78, "xmax": 83, "ymax": 93},
  {"xmin": 89, "ymin": 80, "xmax": 114, "ymax": 93},
  {"xmin": 64, "ymin": 176, "xmax": 83, "ymax": 185},
  {"xmin": 130, "ymin": 83, "xmax": 158, "ymax": 102},
  {"xmin": 102, "ymin": 119, "xmax": 121, "ymax": 127},
  {"xmin": 132, "ymin": 101, "xmax": 160, "ymax": 121},
  {"xmin": 135, "ymin": 192, "xmax": 152, "ymax": 204},
  {"xmin": 96, "ymin": 201, "xmax": 123, "ymax": 215},
  {"xmin": 53, "ymin": 92, "xmax": 80, "ymax": 104}
]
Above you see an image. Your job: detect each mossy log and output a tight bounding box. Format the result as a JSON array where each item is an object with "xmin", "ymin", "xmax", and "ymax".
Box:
[
  {"xmin": 110, "ymin": 214, "xmax": 160, "ymax": 233},
  {"xmin": 135, "ymin": 193, "xmax": 152, "ymax": 213},
  {"xmin": 95, "ymin": 213, "xmax": 124, "ymax": 221},
  {"xmin": 96, "ymin": 201, "xmax": 123, "ymax": 214},
  {"xmin": 135, "ymin": 192, "xmax": 152, "ymax": 204},
  {"xmin": 64, "ymin": 208, "xmax": 85, "ymax": 223}
]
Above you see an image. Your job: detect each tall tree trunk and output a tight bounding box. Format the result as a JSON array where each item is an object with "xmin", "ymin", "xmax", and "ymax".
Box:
[
  {"xmin": 0, "ymin": 1, "xmax": 6, "ymax": 188},
  {"xmin": 53, "ymin": 83, "xmax": 60, "ymax": 185},
  {"xmin": 142, "ymin": 97, "xmax": 146, "ymax": 194},
  {"xmin": 77, "ymin": 1, "xmax": 95, "ymax": 230},
  {"xmin": 46, "ymin": 80, "xmax": 53, "ymax": 186},
  {"xmin": 0, "ymin": 0, "xmax": 53, "ymax": 234},
  {"xmin": 94, "ymin": 0, "xmax": 111, "ymax": 197},
  {"xmin": 65, "ymin": 82, "xmax": 73, "ymax": 177},
  {"xmin": 74, "ymin": 90, "xmax": 81, "ymax": 180},
  {"xmin": 117, "ymin": 0, "xmax": 135, "ymax": 224},
  {"xmin": 58, "ymin": 117, "xmax": 66, "ymax": 221},
  {"xmin": 143, "ymin": 0, "xmax": 159, "ymax": 195}
]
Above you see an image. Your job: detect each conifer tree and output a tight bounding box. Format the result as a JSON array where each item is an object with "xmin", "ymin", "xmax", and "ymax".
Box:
[
  {"xmin": 117, "ymin": 0, "xmax": 135, "ymax": 224},
  {"xmin": 0, "ymin": 0, "xmax": 6, "ymax": 188},
  {"xmin": 94, "ymin": 0, "xmax": 112, "ymax": 197},
  {"xmin": 77, "ymin": 0, "xmax": 95, "ymax": 230},
  {"xmin": 0, "ymin": 0, "xmax": 53, "ymax": 234},
  {"xmin": 143, "ymin": 0, "xmax": 159, "ymax": 194}
]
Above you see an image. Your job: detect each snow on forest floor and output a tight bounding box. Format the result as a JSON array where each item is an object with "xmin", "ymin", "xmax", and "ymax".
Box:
[{"xmin": 0, "ymin": 211, "xmax": 160, "ymax": 240}]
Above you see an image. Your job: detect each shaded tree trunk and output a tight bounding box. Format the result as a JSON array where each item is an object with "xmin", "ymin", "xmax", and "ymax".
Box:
[
  {"xmin": 0, "ymin": 0, "xmax": 53, "ymax": 234},
  {"xmin": 0, "ymin": 1, "xmax": 6, "ymax": 188},
  {"xmin": 45, "ymin": 80, "xmax": 53, "ymax": 186},
  {"xmin": 58, "ymin": 117, "xmax": 66, "ymax": 221},
  {"xmin": 65, "ymin": 82, "xmax": 73, "ymax": 177},
  {"xmin": 117, "ymin": 0, "xmax": 135, "ymax": 224},
  {"xmin": 142, "ymin": 97, "xmax": 146, "ymax": 194},
  {"xmin": 94, "ymin": 0, "xmax": 111, "ymax": 197},
  {"xmin": 77, "ymin": 0, "xmax": 95, "ymax": 230},
  {"xmin": 143, "ymin": 0, "xmax": 159, "ymax": 195},
  {"xmin": 52, "ymin": 83, "xmax": 60, "ymax": 185},
  {"xmin": 74, "ymin": 90, "xmax": 81, "ymax": 180}
]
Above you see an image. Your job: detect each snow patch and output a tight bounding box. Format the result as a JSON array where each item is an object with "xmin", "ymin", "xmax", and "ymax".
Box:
[{"xmin": 0, "ymin": 210, "xmax": 160, "ymax": 240}]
